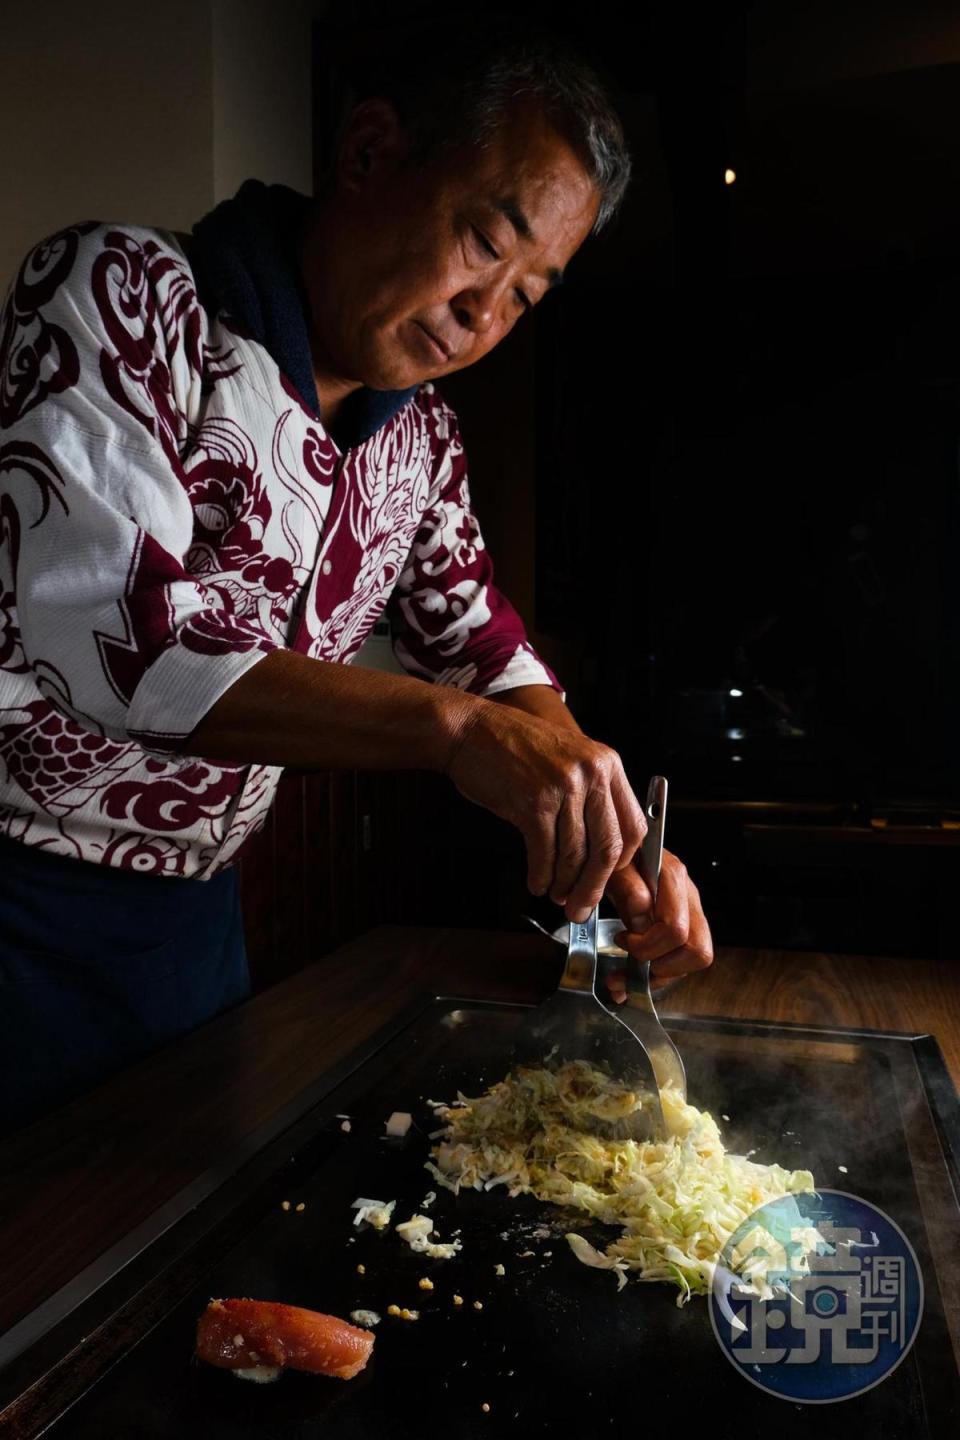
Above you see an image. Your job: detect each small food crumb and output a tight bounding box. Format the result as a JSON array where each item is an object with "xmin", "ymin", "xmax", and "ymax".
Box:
[
  {"xmin": 453, "ymin": 1294, "xmax": 464, "ymax": 1306},
  {"xmin": 356, "ymin": 1264, "xmax": 366, "ymax": 1275},
  {"xmin": 543, "ymin": 1251, "xmax": 553, "ymax": 1258},
  {"xmin": 387, "ymin": 1304, "xmax": 401, "ymax": 1316},
  {"xmin": 838, "ymin": 1164, "xmax": 848, "ymax": 1173},
  {"xmin": 232, "ymin": 1334, "xmax": 244, "ymax": 1347},
  {"xmin": 384, "ymin": 1110, "xmax": 413, "ymax": 1138},
  {"xmin": 494, "ymin": 1263, "xmax": 506, "ymax": 1277},
  {"xmin": 281, "ymin": 1201, "xmax": 291, "ymax": 1211},
  {"xmin": 473, "ymin": 1301, "xmax": 484, "ymax": 1311},
  {"xmin": 351, "ymin": 1197, "xmax": 396, "ymax": 1230},
  {"xmin": 341, "ymin": 1119, "xmax": 352, "ymax": 1133},
  {"xmin": 519, "ymin": 1250, "xmax": 535, "ymax": 1258},
  {"xmin": 482, "ymin": 1402, "xmax": 491, "ymax": 1413},
  {"xmin": 295, "ymin": 1202, "xmax": 306, "ymax": 1212},
  {"xmin": 232, "ymin": 1365, "xmax": 280, "ymax": 1384},
  {"xmin": 350, "ymin": 1309, "xmax": 381, "ymax": 1327},
  {"xmin": 418, "ymin": 1277, "xmax": 434, "ymax": 1291},
  {"xmin": 722, "ymin": 1114, "xmax": 731, "ymax": 1122},
  {"xmin": 400, "ymin": 1308, "xmax": 419, "ymax": 1321}
]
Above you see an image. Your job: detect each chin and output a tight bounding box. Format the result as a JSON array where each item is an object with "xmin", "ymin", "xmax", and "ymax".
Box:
[{"xmin": 362, "ymin": 358, "xmax": 434, "ymax": 392}]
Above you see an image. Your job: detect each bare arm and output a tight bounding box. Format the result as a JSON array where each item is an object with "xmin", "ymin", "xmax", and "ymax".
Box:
[
  {"xmin": 183, "ymin": 656, "xmax": 645, "ymax": 922},
  {"xmin": 183, "ymin": 648, "xmax": 477, "ymax": 772},
  {"xmin": 493, "ymin": 683, "xmax": 583, "ymax": 731}
]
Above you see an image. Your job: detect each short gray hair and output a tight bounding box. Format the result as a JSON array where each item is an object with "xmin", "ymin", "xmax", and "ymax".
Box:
[{"xmin": 332, "ymin": 14, "xmax": 631, "ymax": 234}]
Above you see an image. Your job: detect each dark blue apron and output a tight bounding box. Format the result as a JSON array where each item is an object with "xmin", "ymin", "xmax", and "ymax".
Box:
[{"xmin": 0, "ymin": 834, "xmax": 248, "ymax": 1134}]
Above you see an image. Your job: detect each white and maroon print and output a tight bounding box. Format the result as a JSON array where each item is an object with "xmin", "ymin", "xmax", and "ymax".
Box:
[{"xmin": 0, "ymin": 222, "xmax": 559, "ymax": 878}]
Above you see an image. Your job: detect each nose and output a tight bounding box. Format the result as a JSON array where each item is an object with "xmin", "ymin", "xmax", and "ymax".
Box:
[{"xmin": 452, "ymin": 275, "xmax": 509, "ymax": 337}]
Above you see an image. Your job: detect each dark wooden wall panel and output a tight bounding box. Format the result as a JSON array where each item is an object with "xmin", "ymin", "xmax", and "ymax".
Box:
[
  {"xmin": 238, "ymin": 765, "xmax": 537, "ymax": 994},
  {"xmin": 239, "ymin": 770, "xmax": 434, "ymax": 992}
]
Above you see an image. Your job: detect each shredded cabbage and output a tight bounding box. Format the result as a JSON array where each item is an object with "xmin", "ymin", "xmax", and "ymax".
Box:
[{"xmin": 427, "ymin": 1061, "xmax": 815, "ymax": 1307}]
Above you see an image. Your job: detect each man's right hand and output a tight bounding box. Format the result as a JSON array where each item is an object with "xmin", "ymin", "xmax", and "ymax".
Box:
[
  {"xmin": 184, "ymin": 650, "xmax": 647, "ymax": 922},
  {"xmin": 444, "ymin": 702, "xmax": 647, "ymax": 923}
]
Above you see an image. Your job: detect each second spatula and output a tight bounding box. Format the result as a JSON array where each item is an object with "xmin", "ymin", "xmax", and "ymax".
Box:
[{"xmin": 512, "ymin": 905, "xmax": 668, "ymax": 1143}]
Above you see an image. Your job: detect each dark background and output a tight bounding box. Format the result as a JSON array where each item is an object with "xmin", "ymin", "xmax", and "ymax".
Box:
[{"xmin": 240, "ymin": 0, "xmax": 960, "ymax": 984}]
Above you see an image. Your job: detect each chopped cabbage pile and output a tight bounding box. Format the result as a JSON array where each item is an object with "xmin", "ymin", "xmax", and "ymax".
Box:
[{"xmin": 427, "ymin": 1061, "xmax": 815, "ymax": 1306}]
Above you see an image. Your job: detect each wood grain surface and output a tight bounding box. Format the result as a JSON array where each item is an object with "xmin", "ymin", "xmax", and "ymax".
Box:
[{"xmin": 0, "ymin": 927, "xmax": 956, "ymax": 1346}]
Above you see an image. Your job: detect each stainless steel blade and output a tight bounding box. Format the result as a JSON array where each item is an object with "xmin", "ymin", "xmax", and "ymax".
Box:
[
  {"xmin": 524, "ymin": 775, "xmax": 688, "ymax": 1107},
  {"xmin": 614, "ymin": 775, "xmax": 687, "ymax": 1100},
  {"xmin": 513, "ymin": 906, "xmax": 667, "ymax": 1142}
]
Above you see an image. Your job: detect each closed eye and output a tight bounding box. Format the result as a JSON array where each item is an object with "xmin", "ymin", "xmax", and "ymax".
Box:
[
  {"xmin": 472, "ymin": 225, "xmax": 498, "ymax": 260},
  {"xmin": 471, "ymin": 226, "xmax": 532, "ymax": 313}
]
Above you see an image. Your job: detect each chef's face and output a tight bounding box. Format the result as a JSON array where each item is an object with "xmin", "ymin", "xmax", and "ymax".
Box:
[{"xmin": 301, "ymin": 97, "xmax": 601, "ymax": 391}]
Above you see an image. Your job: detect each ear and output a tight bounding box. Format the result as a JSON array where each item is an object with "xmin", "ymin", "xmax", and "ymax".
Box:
[{"xmin": 337, "ymin": 97, "xmax": 408, "ymax": 192}]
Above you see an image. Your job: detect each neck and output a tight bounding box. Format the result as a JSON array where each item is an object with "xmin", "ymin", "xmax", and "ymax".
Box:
[
  {"xmin": 310, "ymin": 366, "xmax": 362, "ymax": 434},
  {"xmin": 297, "ymin": 199, "xmax": 363, "ymax": 434}
]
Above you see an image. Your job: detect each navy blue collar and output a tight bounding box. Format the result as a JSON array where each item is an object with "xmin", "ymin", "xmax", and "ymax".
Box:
[{"xmin": 189, "ymin": 178, "xmax": 418, "ymax": 448}]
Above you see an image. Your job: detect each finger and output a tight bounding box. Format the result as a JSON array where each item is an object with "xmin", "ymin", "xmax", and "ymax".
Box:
[
  {"xmin": 521, "ymin": 809, "xmax": 557, "ymax": 897},
  {"xmin": 550, "ymin": 793, "xmax": 587, "ymax": 908},
  {"xmin": 619, "ymin": 878, "xmax": 714, "ymax": 982},
  {"xmin": 564, "ymin": 786, "xmax": 623, "ymax": 921},
  {"xmin": 605, "ymin": 863, "xmax": 654, "ymax": 932},
  {"xmin": 608, "ymin": 761, "xmax": 647, "ymax": 867},
  {"xmin": 650, "ymin": 881, "xmax": 714, "ymax": 980},
  {"xmin": 605, "ymin": 966, "xmax": 627, "ymax": 1004},
  {"xmin": 614, "ymin": 853, "xmax": 690, "ymax": 959}
]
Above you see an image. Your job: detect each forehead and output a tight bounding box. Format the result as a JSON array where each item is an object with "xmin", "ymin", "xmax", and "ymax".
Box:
[{"xmin": 437, "ymin": 104, "xmax": 600, "ymax": 261}]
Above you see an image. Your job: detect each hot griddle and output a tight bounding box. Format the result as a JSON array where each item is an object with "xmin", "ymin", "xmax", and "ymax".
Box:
[{"xmin": 2, "ymin": 1001, "xmax": 959, "ymax": 1439}]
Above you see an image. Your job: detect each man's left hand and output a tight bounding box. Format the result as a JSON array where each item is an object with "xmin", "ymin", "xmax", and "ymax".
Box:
[{"xmin": 604, "ymin": 851, "xmax": 714, "ymax": 998}]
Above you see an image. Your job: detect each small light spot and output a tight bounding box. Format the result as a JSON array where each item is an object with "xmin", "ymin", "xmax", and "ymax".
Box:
[
  {"xmin": 321, "ymin": 558, "xmax": 333, "ymax": 575},
  {"xmin": 482, "ymin": 1402, "xmax": 491, "ymax": 1414},
  {"xmin": 295, "ymin": 1202, "xmax": 306, "ymax": 1212},
  {"xmin": 453, "ymin": 1294, "xmax": 464, "ymax": 1306},
  {"xmin": 725, "ymin": 168, "xmax": 736, "ymax": 185},
  {"xmin": 356, "ymin": 1264, "xmax": 366, "ymax": 1275},
  {"xmin": 473, "ymin": 1300, "xmax": 484, "ymax": 1311},
  {"xmin": 281, "ymin": 1201, "xmax": 291, "ymax": 1211},
  {"xmin": 418, "ymin": 1277, "xmax": 434, "ymax": 1290}
]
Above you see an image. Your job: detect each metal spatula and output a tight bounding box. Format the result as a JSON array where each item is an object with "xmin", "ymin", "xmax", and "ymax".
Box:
[
  {"xmin": 513, "ymin": 905, "xmax": 667, "ymax": 1143},
  {"xmin": 522, "ymin": 775, "xmax": 686, "ymax": 1117},
  {"xmin": 605, "ymin": 776, "xmax": 687, "ymax": 1102}
]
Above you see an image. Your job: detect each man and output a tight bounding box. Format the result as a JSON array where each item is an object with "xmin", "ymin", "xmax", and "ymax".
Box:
[{"xmin": 0, "ymin": 19, "xmax": 712, "ymax": 1131}]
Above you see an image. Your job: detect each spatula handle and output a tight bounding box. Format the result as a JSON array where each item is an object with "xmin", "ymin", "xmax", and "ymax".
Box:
[
  {"xmin": 637, "ymin": 776, "xmax": 668, "ymax": 904},
  {"xmin": 557, "ymin": 905, "xmax": 599, "ymax": 995}
]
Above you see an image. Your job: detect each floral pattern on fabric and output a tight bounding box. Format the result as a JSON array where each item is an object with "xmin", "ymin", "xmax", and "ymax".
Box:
[{"xmin": 0, "ymin": 223, "xmax": 560, "ymax": 877}]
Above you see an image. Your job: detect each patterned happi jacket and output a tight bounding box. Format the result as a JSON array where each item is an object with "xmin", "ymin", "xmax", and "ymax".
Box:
[{"xmin": 0, "ymin": 221, "xmax": 559, "ymax": 878}]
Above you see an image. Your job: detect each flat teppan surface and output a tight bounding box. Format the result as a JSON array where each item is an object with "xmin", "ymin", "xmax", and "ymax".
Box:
[{"xmin": 4, "ymin": 997, "xmax": 960, "ymax": 1438}]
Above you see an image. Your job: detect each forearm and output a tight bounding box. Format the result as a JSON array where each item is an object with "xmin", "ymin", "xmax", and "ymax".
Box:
[
  {"xmin": 182, "ymin": 648, "xmax": 482, "ymax": 771},
  {"xmin": 493, "ymin": 684, "xmax": 582, "ymax": 733}
]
